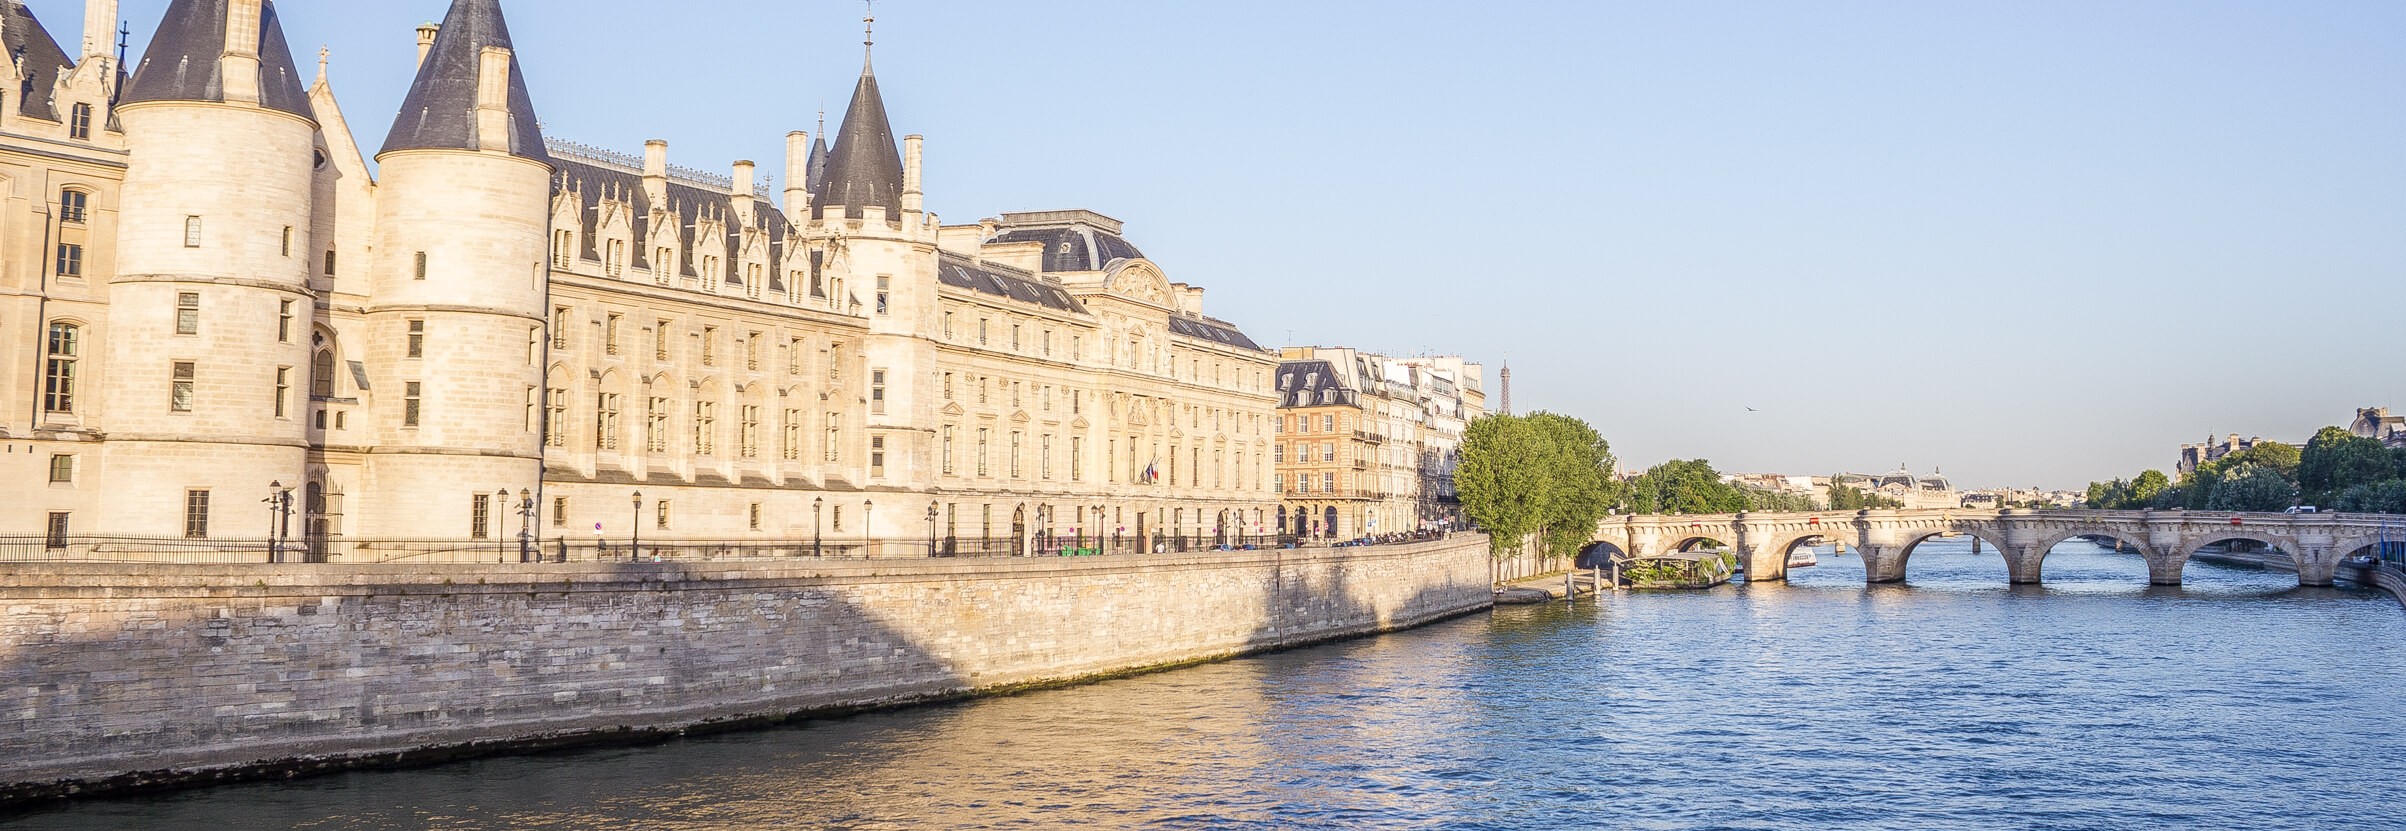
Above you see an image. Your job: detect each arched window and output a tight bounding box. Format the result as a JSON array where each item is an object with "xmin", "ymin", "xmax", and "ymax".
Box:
[
  {"xmin": 58, "ymin": 189, "xmax": 88, "ymax": 224},
  {"xmin": 42, "ymin": 322, "xmax": 78, "ymax": 414},
  {"xmin": 311, "ymin": 349, "xmax": 335, "ymax": 398}
]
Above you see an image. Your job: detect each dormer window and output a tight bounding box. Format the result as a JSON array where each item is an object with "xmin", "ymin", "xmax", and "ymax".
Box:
[{"xmin": 69, "ymin": 104, "xmax": 91, "ymax": 140}]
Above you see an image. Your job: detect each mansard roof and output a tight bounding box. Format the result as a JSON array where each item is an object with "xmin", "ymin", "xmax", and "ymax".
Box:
[
  {"xmin": 1168, "ymin": 316, "xmax": 1264, "ymax": 352},
  {"xmin": 2, "ymin": 2, "xmax": 75, "ymax": 122},
  {"xmin": 988, "ymin": 225, "xmax": 1148, "ymax": 274},
  {"xmin": 937, "ymin": 254, "xmax": 1084, "ymax": 314},
  {"xmin": 379, "ymin": 0, "xmax": 547, "ymax": 163},
  {"xmin": 811, "ymin": 65, "xmax": 903, "ymax": 220},
  {"xmin": 121, "ymin": 0, "xmax": 311, "ymax": 119}
]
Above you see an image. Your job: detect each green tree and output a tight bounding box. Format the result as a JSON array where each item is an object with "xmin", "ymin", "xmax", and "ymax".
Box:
[
  {"xmin": 1457, "ymin": 415, "xmax": 1549, "ymax": 557},
  {"xmin": 2127, "ymin": 470, "xmax": 2170, "ymax": 507},
  {"xmin": 2299, "ymin": 427, "xmax": 2400, "ymax": 505},
  {"xmin": 2207, "ymin": 462, "xmax": 2296, "ymax": 512},
  {"xmin": 1526, "ymin": 412, "xmax": 1619, "ymax": 559},
  {"xmin": 2336, "ymin": 480, "xmax": 2406, "ymax": 514},
  {"xmin": 1828, "ymin": 483, "xmax": 1902, "ymax": 510},
  {"xmin": 1631, "ymin": 460, "xmax": 1748, "ymax": 515}
]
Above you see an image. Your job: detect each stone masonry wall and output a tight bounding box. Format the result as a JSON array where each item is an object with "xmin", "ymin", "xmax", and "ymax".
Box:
[{"xmin": 0, "ymin": 536, "xmax": 1491, "ymax": 797}]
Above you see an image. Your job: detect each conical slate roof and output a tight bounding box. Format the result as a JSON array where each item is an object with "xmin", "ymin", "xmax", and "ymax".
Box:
[
  {"xmin": 121, "ymin": 0, "xmax": 312, "ymax": 119},
  {"xmin": 379, "ymin": 0, "xmax": 548, "ymax": 163},
  {"xmin": 811, "ymin": 64, "xmax": 903, "ymax": 220},
  {"xmin": 805, "ymin": 134, "xmax": 831, "ymax": 192},
  {"xmin": 2, "ymin": 1, "xmax": 77, "ymax": 121}
]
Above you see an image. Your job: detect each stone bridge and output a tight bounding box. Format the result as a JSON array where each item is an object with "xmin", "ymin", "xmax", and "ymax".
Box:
[{"xmin": 1585, "ymin": 509, "xmax": 2403, "ymax": 587}]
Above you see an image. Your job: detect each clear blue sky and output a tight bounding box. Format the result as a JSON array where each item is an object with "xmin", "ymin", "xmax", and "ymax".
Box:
[{"xmin": 45, "ymin": 0, "xmax": 2406, "ymax": 490}]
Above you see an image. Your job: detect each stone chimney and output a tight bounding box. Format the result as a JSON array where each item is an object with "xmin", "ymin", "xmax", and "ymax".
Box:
[
  {"xmin": 416, "ymin": 23, "xmax": 439, "ymax": 70},
  {"xmin": 642, "ymin": 139, "xmax": 668, "ymax": 211},
  {"xmin": 784, "ymin": 131, "xmax": 811, "ymax": 217},
  {"xmin": 731, "ymin": 160, "xmax": 756, "ymax": 228}
]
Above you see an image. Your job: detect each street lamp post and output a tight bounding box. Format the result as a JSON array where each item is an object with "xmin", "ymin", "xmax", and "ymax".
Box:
[
  {"xmin": 864, "ymin": 499, "xmax": 874, "ymax": 558},
  {"xmin": 813, "ymin": 497, "xmax": 824, "ymax": 558},
  {"xmin": 631, "ymin": 491, "xmax": 643, "ymax": 561},
  {"xmin": 927, "ymin": 504, "xmax": 939, "ymax": 558},
  {"xmin": 494, "ymin": 489, "xmax": 511, "ymax": 563},
  {"xmin": 263, "ymin": 480, "xmax": 293, "ymax": 563},
  {"xmin": 519, "ymin": 494, "xmax": 536, "ymax": 563}
]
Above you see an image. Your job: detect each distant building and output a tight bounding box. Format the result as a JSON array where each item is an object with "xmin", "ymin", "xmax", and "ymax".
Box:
[
  {"xmin": 2179, "ymin": 434, "xmax": 2273, "ymax": 479},
  {"xmin": 2353, "ymin": 408, "xmax": 2406, "ymax": 449},
  {"xmin": 1271, "ymin": 347, "xmax": 1485, "ymax": 541},
  {"xmin": 1831, "ymin": 466, "xmax": 1961, "ymax": 510}
]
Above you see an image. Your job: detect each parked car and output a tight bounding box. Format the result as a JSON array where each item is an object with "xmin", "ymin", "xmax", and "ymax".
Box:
[{"xmin": 2285, "ymin": 506, "xmax": 2320, "ymax": 514}]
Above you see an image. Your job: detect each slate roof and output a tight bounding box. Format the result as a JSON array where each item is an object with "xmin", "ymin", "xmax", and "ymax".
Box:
[
  {"xmin": 805, "ymin": 134, "xmax": 831, "ymax": 192},
  {"xmin": 1168, "ymin": 316, "xmax": 1264, "ymax": 352},
  {"xmin": 2, "ymin": 1, "xmax": 75, "ymax": 122},
  {"xmin": 988, "ymin": 226, "xmax": 1147, "ymax": 273},
  {"xmin": 121, "ymin": 0, "xmax": 311, "ymax": 120},
  {"xmin": 550, "ymin": 155, "xmax": 794, "ymax": 292},
  {"xmin": 379, "ymin": 0, "xmax": 547, "ymax": 163},
  {"xmin": 811, "ymin": 64, "xmax": 903, "ymax": 220},
  {"xmin": 1276, "ymin": 360, "xmax": 1358, "ymax": 408},
  {"xmin": 937, "ymin": 254, "xmax": 1084, "ymax": 314}
]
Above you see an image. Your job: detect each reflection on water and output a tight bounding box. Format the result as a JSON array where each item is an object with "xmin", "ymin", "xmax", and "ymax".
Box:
[{"xmin": 9, "ymin": 543, "xmax": 2405, "ymax": 830}]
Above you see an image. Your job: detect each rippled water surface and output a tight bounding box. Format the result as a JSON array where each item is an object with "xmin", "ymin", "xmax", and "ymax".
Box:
[{"xmin": 11, "ymin": 543, "xmax": 2406, "ymax": 830}]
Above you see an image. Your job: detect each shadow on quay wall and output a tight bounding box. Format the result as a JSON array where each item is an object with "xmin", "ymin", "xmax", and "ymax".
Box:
[
  {"xmin": 0, "ymin": 559, "xmax": 971, "ymax": 808},
  {"xmin": 0, "ymin": 540, "xmax": 1494, "ymax": 812}
]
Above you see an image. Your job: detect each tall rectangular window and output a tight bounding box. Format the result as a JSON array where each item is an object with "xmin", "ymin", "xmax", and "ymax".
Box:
[
  {"xmin": 647, "ymin": 397, "xmax": 669, "ymax": 453},
  {"xmin": 1070, "ymin": 437, "xmax": 1082, "ymax": 482},
  {"xmin": 828, "ymin": 342, "xmax": 843, "ymax": 382},
  {"xmin": 278, "ymin": 300, "xmax": 294, "ymax": 342},
  {"xmin": 656, "ymin": 320, "xmax": 672, "ymax": 361},
  {"xmin": 403, "ymin": 381, "xmax": 423, "ymax": 426},
  {"xmin": 875, "ymin": 276, "xmax": 890, "ymax": 316},
  {"xmin": 46, "ymin": 513, "xmax": 69, "ymax": 549},
  {"xmin": 554, "ymin": 497, "xmax": 568, "ymax": 528},
  {"xmin": 825, "ymin": 413, "xmax": 842, "ymax": 463},
  {"xmin": 184, "ymin": 216, "xmax": 202, "ymax": 248},
  {"xmin": 471, "ymin": 495, "xmax": 491, "ymax": 540},
  {"xmin": 700, "ymin": 326, "xmax": 717, "ymax": 366},
  {"xmin": 414, "ymin": 251, "xmax": 428, "ymax": 280},
  {"xmin": 546, "ymin": 387, "xmax": 569, "ymax": 447},
  {"xmin": 553, "ymin": 307, "xmax": 570, "ymax": 349},
  {"xmin": 941, "ymin": 426, "xmax": 955, "ymax": 474},
  {"xmin": 740, "ymin": 405, "xmax": 760, "ymax": 458},
  {"xmin": 274, "ymin": 367, "xmax": 290, "ymax": 418},
  {"xmin": 69, "ymin": 103, "xmax": 92, "ymax": 139},
  {"xmin": 184, "ymin": 490, "xmax": 211, "ymax": 538},
  {"xmin": 870, "ymin": 370, "xmax": 887, "ymax": 415},
  {"xmin": 1010, "ymin": 431, "xmax": 1024, "ymax": 479},
  {"xmin": 324, "ymin": 250, "xmax": 338, "ymax": 275},
  {"xmin": 176, "ymin": 292, "xmax": 200, "ymax": 335},
  {"xmin": 170, "ymin": 362, "xmax": 195, "ymax": 412},
  {"xmin": 55, "ymin": 244, "xmax": 82, "ymax": 278},
  {"xmin": 48, "ymin": 454, "xmax": 74, "ymax": 483},
  {"xmin": 1041, "ymin": 434, "xmax": 1054, "ymax": 480},
  {"xmin": 58, "ymin": 189, "xmax": 86, "ymax": 223},
  {"xmin": 977, "ymin": 429, "xmax": 990, "ymax": 477},
  {"xmin": 870, "ymin": 435, "xmax": 886, "ymax": 478},
  {"xmin": 783, "ymin": 408, "xmax": 802, "ymax": 460},
  {"xmin": 749, "ymin": 503, "xmax": 763, "ymax": 531},
  {"xmin": 407, "ymin": 319, "xmax": 425, "ymax": 358},
  {"xmin": 657, "ymin": 501, "xmax": 672, "ymax": 530},
  {"xmin": 746, "ymin": 333, "xmax": 760, "ymax": 371},
  {"xmin": 554, "ymin": 230, "xmax": 573, "ymax": 269},
  {"xmin": 606, "ymin": 239, "xmax": 625, "ymax": 277},
  {"xmin": 596, "ymin": 393, "xmax": 621, "ymax": 450},
  {"xmin": 281, "ymin": 226, "xmax": 293, "ymax": 257},
  {"xmin": 43, "ymin": 322, "xmax": 78, "ymax": 414},
  {"xmin": 693, "ymin": 400, "xmax": 716, "ymax": 455},
  {"xmin": 788, "ymin": 338, "xmax": 803, "ymax": 374},
  {"xmin": 605, "ymin": 314, "xmax": 621, "ymax": 355}
]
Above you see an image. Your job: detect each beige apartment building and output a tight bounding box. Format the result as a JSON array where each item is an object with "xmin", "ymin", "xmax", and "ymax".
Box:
[
  {"xmin": 1272, "ymin": 347, "xmax": 1484, "ymax": 541},
  {"xmin": 1, "ymin": 0, "xmax": 1277, "ymax": 558}
]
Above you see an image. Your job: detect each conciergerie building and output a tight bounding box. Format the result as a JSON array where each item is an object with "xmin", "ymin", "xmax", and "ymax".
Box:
[{"xmin": 1, "ymin": 0, "xmax": 1282, "ymax": 557}]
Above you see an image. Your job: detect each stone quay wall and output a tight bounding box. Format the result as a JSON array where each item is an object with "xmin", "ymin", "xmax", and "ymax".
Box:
[{"xmin": 0, "ymin": 536, "xmax": 1493, "ymax": 801}]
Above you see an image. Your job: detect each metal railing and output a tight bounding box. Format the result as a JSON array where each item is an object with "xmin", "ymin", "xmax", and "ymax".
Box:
[{"xmin": 0, "ymin": 533, "xmax": 1285, "ymax": 565}]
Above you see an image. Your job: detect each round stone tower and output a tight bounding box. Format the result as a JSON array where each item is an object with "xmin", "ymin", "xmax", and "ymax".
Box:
[
  {"xmin": 356, "ymin": 0, "xmax": 553, "ymax": 541},
  {"xmin": 97, "ymin": 0, "xmax": 318, "ymax": 539}
]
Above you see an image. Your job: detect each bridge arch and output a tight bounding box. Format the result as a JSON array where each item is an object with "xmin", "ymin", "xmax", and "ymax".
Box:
[
  {"xmin": 2174, "ymin": 532, "xmax": 2303, "ymax": 577},
  {"xmin": 1871, "ymin": 528, "xmax": 2018, "ymax": 582},
  {"xmin": 1575, "ymin": 541, "xmax": 1627, "ymax": 569}
]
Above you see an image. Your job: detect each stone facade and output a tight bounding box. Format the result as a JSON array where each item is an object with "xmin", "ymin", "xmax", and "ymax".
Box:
[
  {"xmin": 0, "ymin": 535, "xmax": 1493, "ymax": 799},
  {"xmin": 0, "ymin": 0, "xmax": 1279, "ymax": 556}
]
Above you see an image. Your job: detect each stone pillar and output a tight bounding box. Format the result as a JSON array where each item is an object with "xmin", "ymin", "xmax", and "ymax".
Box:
[
  {"xmin": 2003, "ymin": 544, "xmax": 2046, "ymax": 585},
  {"xmin": 2145, "ymin": 554, "xmax": 2186, "ymax": 586},
  {"xmin": 1743, "ymin": 542, "xmax": 1788, "ymax": 583},
  {"xmin": 2297, "ymin": 537, "xmax": 2337, "ymax": 587},
  {"xmin": 1861, "ymin": 546, "xmax": 1910, "ymax": 583}
]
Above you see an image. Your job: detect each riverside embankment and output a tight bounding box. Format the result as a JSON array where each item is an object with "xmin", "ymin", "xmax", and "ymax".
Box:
[{"xmin": 0, "ymin": 536, "xmax": 1491, "ymax": 804}]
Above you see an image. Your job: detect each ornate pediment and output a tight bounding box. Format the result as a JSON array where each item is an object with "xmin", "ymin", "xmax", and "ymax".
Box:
[
  {"xmin": 1010, "ymin": 410, "xmax": 1032, "ymax": 424},
  {"xmin": 1105, "ymin": 261, "xmax": 1175, "ymax": 307},
  {"xmin": 940, "ymin": 403, "xmax": 966, "ymax": 417},
  {"xmin": 1070, "ymin": 416, "xmax": 1091, "ymax": 430}
]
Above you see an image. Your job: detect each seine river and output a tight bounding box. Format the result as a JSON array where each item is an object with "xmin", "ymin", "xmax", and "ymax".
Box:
[{"xmin": 11, "ymin": 542, "xmax": 2406, "ymax": 830}]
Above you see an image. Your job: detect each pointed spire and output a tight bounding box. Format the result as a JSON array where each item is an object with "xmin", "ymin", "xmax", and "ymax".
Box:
[
  {"xmin": 122, "ymin": 0, "xmax": 312, "ymax": 119},
  {"xmin": 379, "ymin": 0, "xmax": 547, "ymax": 163},
  {"xmin": 810, "ymin": 34, "xmax": 903, "ymax": 220}
]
